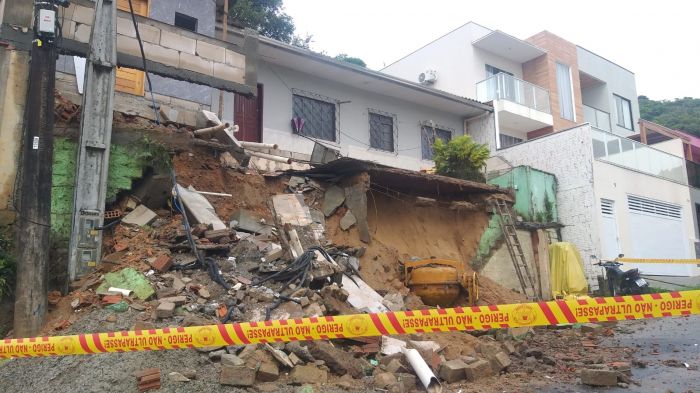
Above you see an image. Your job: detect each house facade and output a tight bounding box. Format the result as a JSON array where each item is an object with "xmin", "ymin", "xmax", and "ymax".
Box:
[{"xmin": 384, "ymin": 23, "xmax": 698, "ymax": 284}]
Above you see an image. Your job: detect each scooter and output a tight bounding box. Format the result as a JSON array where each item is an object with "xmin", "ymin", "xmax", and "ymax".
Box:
[{"xmin": 593, "ymin": 255, "xmax": 650, "ymax": 296}]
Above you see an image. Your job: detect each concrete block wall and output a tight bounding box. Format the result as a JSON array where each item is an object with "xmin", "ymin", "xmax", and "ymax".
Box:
[
  {"xmin": 466, "ymin": 113, "xmax": 497, "ymax": 152},
  {"xmin": 62, "ymin": 1, "xmax": 248, "ymax": 106},
  {"xmin": 489, "ymin": 124, "xmax": 600, "ymax": 288},
  {"xmin": 56, "ymin": 72, "xmax": 209, "ymax": 127}
]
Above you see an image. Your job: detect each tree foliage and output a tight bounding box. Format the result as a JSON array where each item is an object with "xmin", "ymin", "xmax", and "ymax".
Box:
[
  {"xmin": 0, "ymin": 232, "xmax": 14, "ymax": 299},
  {"xmin": 639, "ymin": 96, "xmax": 700, "ymax": 135},
  {"xmin": 433, "ymin": 135, "xmax": 490, "ymax": 182},
  {"xmin": 334, "ymin": 54, "xmax": 367, "ymax": 68},
  {"xmin": 230, "ymin": 0, "xmax": 295, "ymax": 43}
]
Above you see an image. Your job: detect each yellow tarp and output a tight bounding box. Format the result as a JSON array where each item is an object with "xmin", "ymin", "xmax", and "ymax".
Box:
[{"xmin": 549, "ymin": 242, "xmax": 589, "ymax": 298}]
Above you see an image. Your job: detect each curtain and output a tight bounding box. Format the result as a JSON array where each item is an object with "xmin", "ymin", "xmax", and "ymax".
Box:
[{"xmin": 556, "ymin": 62, "xmax": 574, "ymax": 121}]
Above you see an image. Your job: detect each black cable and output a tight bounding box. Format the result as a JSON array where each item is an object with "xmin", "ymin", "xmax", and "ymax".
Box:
[
  {"xmin": 169, "ymin": 169, "xmax": 230, "ymax": 290},
  {"xmin": 126, "ymin": 0, "xmax": 160, "ymax": 124}
]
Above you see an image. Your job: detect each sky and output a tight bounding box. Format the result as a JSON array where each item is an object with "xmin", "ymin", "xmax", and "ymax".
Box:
[{"xmin": 283, "ymin": 0, "xmax": 699, "ymax": 101}]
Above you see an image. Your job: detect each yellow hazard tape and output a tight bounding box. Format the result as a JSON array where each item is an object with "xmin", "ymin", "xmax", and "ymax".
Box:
[
  {"xmin": 2, "ymin": 290, "xmax": 699, "ymax": 359},
  {"xmin": 619, "ymin": 258, "xmax": 700, "ymax": 265}
]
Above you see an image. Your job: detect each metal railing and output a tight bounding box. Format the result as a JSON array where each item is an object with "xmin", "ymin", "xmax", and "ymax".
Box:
[
  {"xmin": 583, "ymin": 105, "xmax": 611, "ymax": 132},
  {"xmin": 476, "ymin": 73, "xmax": 551, "ymax": 114},
  {"xmin": 591, "ymin": 127, "xmax": 687, "ymax": 184}
]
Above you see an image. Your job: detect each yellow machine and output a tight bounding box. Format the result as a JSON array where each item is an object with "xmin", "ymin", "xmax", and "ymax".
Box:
[{"xmin": 403, "ymin": 258, "xmax": 479, "ymax": 306}]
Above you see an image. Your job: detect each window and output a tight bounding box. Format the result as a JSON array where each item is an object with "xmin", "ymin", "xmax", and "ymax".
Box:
[
  {"xmin": 614, "ymin": 94, "xmax": 633, "ymax": 130},
  {"xmin": 556, "ymin": 62, "xmax": 575, "ymax": 121},
  {"xmin": 499, "ymin": 134, "xmax": 523, "ymax": 148},
  {"xmin": 627, "ymin": 195, "xmax": 682, "ymax": 219},
  {"xmin": 421, "ymin": 125, "xmax": 452, "ymax": 160},
  {"xmin": 174, "ymin": 12, "xmax": 198, "ymax": 32},
  {"xmin": 485, "ymin": 64, "xmax": 513, "ymax": 78},
  {"xmin": 292, "ymin": 94, "xmax": 336, "ymax": 141},
  {"xmin": 369, "ymin": 111, "xmax": 395, "ymax": 152}
]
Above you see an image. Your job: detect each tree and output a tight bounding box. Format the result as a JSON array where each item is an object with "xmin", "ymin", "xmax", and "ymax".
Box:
[
  {"xmin": 229, "ymin": 0, "xmax": 295, "ymax": 43},
  {"xmin": 639, "ymin": 95, "xmax": 700, "ymax": 135},
  {"xmin": 334, "ymin": 53, "xmax": 367, "ymax": 68},
  {"xmin": 432, "ymin": 135, "xmax": 490, "ymax": 182},
  {"xmin": 290, "ymin": 33, "xmax": 313, "ymax": 49}
]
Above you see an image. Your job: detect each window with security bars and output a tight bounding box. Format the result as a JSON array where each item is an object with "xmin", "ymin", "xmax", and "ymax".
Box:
[
  {"xmin": 292, "ymin": 94, "xmax": 336, "ymax": 141},
  {"xmin": 421, "ymin": 125, "xmax": 452, "ymax": 160},
  {"xmin": 369, "ymin": 112, "xmax": 395, "ymax": 152}
]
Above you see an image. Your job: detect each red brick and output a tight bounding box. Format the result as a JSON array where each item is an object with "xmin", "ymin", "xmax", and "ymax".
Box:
[
  {"xmin": 114, "ymin": 241, "xmax": 129, "ymax": 252},
  {"xmin": 151, "ymin": 254, "xmax": 172, "ymax": 272}
]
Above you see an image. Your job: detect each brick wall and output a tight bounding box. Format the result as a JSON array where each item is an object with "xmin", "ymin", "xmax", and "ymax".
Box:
[
  {"xmin": 490, "ymin": 124, "xmax": 601, "ymax": 289},
  {"xmin": 523, "ymin": 31, "xmax": 584, "ymax": 133}
]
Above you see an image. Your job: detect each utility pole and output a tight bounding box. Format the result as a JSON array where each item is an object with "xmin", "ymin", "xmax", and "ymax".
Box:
[
  {"xmin": 67, "ymin": 0, "xmax": 117, "ymax": 281},
  {"xmin": 13, "ymin": 0, "xmax": 67, "ymax": 337}
]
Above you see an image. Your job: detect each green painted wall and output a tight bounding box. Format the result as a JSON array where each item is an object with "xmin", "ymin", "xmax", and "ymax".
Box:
[
  {"xmin": 471, "ymin": 166, "xmax": 558, "ymax": 269},
  {"xmin": 51, "ymin": 137, "xmax": 167, "ymax": 240},
  {"xmin": 488, "ymin": 166, "xmax": 558, "ymax": 223}
]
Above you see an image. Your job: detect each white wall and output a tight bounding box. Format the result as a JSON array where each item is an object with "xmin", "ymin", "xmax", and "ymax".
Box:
[
  {"xmin": 257, "ymin": 62, "xmax": 468, "ymax": 171},
  {"xmin": 592, "ymin": 160, "xmax": 699, "ymax": 275},
  {"xmin": 577, "ymin": 47, "xmax": 641, "ymax": 137},
  {"xmin": 652, "ymin": 138, "xmax": 685, "ymax": 157},
  {"xmin": 381, "ymin": 22, "xmax": 523, "ymax": 100},
  {"xmin": 488, "ymin": 124, "xmax": 600, "ymax": 288}
]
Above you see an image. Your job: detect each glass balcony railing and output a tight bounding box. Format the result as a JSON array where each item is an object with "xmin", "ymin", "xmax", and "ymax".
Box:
[
  {"xmin": 591, "ymin": 127, "xmax": 687, "ymax": 184},
  {"xmin": 476, "ymin": 73, "xmax": 551, "ymax": 114},
  {"xmin": 583, "ymin": 105, "xmax": 611, "ymax": 132}
]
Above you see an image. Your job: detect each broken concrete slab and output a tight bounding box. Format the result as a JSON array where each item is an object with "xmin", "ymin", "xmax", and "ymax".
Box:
[
  {"xmin": 230, "ymin": 209, "xmax": 270, "ymax": 234},
  {"xmin": 221, "ymin": 354, "xmax": 245, "ymax": 367},
  {"xmin": 382, "ymin": 293, "xmax": 404, "ymax": 312},
  {"xmin": 264, "ymin": 343, "xmax": 294, "ymax": 368},
  {"xmin": 343, "ymin": 173, "xmax": 370, "ymax": 243},
  {"xmin": 156, "ymin": 302, "xmax": 175, "ymax": 319},
  {"xmin": 220, "ymin": 365, "xmax": 256, "ymax": 386},
  {"xmin": 488, "ymin": 352, "xmax": 512, "ymax": 372},
  {"xmin": 439, "ymin": 359, "xmax": 468, "ymax": 383},
  {"xmin": 339, "ymin": 210, "xmax": 356, "ymax": 230},
  {"xmin": 289, "ymin": 365, "xmax": 328, "ymax": 385},
  {"xmin": 464, "ymin": 359, "xmax": 493, "ymax": 381},
  {"xmin": 308, "ymin": 341, "xmax": 363, "ymax": 378},
  {"xmin": 257, "ymin": 362, "xmax": 280, "ymax": 382},
  {"xmin": 121, "ymin": 205, "xmax": 157, "ymax": 227},
  {"xmin": 272, "ymin": 194, "xmax": 313, "ymax": 226},
  {"xmin": 175, "ymin": 184, "xmax": 227, "ymax": 230},
  {"xmin": 342, "ymin": 275, "xmax": 388, "ymax": 314},
  {"xmin": 373, "ymin": 372, "xmax": 398, "ymax": 389},
  {"xmin": 322, "ymin": 185, "xmax": 345, "ymax": 217},
  {"xmin": 580, "ymin": 369, "xmax": 618, "ymax": 386}
]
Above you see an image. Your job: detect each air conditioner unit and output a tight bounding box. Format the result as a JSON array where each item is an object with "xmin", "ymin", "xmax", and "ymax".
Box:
[{"xmin": 418, "ymin": 70, "xmax": 437, "ymax": 85}]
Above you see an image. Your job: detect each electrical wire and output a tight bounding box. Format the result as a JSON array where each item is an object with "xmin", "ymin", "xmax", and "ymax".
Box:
[
  {"xmin": 169, "ymin": 169, "xmax": 230, "ymax": 290},
  {"xmin": 126, "ymin": 0, "xmax": 160, "ymax": 124}
]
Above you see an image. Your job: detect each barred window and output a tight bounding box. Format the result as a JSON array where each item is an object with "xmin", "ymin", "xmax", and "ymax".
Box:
[
  {"xmin": 369, "ymin": 112, "xmax": 395, "ymax": 152},
  {"xmin": 421, "ymin": 125, "xmax": 452, "ymax": 160},
  {"xmin": 292, "ymin": 94, "xmax": 336, "ymax": 141}
]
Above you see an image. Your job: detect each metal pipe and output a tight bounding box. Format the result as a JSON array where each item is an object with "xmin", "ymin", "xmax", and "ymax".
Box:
[
  {"xmin": 245, "ymin": 150, "xmax": 292, "ymax": 164},
  {"xmin": 194, "ymin": 122, "xmax": 229, "ymax": 137},
  {"xmin": 239, "ymin": 141, "xmax": 278, "ymax": 150}
]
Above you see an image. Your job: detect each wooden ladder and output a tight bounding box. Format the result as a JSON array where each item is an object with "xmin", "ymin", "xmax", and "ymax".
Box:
[{"xmin": 493, "ymin": 198, "xmax": 539, "ymax": 300}]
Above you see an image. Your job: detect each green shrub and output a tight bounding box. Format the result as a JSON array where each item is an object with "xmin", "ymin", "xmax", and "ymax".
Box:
[{"xmin": 433, "ymin": 135, "xmax": 490, "ymax": 182}]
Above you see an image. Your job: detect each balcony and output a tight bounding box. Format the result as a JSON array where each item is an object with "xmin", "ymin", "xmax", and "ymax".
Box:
[
  {"xmin": 583, "ymin": 105, "xmax": 612, "ymax": 132},
  {"xmin": 591, "ymin": 127, "xmax": 687, "ymax": 184},
  {"xmin": 476, "ymin": 73, "xmax": 553, "ymax": 138}
]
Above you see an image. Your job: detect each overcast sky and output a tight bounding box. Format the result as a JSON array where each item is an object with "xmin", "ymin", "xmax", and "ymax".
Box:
[{"xmin": 283, "ymin": 0, "xmax": 699, "ymax": 101}]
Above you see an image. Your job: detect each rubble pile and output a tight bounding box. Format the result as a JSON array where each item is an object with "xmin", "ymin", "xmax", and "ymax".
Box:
[{"xmin": 26, "ymin": 126, "xmax": 642, "ymax": 392}]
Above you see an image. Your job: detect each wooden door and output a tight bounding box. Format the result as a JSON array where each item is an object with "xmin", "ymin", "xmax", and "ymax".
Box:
[
  {"xmin": 115, "ymin": 0, "xmax": 149, "ymax": 96},
  {"xmin": 234, "ymin": 84, "xmax": 263, "ymax": 142}
]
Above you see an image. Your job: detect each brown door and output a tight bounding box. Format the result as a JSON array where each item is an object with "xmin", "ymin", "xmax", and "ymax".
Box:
[
  {"xmin": 234, "ymin": 84, "xmax": 263, "ymax": 142},
  {"xmin": 115, "ymin": 0, "xmax": 149, "ymax": 96}
]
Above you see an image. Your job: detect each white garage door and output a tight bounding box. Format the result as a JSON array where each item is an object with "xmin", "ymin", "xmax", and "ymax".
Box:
[{"xmin": 627, "ymin": 195, "xmax": 692, "ymax": 276}]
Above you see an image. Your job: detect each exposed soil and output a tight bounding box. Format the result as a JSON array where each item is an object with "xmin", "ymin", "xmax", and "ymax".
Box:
[{"xmin": 172, "ymin": 152, "xmax": 285, "ymax": 221}]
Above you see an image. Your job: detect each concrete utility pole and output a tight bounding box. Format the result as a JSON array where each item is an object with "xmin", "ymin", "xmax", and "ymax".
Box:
[
  {"xmin": 67, "ymin": 0, "xmax": 117, "ymax": 281},
  {"xmin": 13, "ymin": 0, "xmax": 63, "ymax": 336}
]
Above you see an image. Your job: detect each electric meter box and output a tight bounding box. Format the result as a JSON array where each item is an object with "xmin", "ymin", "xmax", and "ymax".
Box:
[{"xmin": 38, "ymin": 9, "xmax": 56, "ymax": 36}]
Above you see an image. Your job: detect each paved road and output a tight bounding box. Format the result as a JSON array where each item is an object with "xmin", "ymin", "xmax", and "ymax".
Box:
[{"xmin": 546, "ymin": 315, "xmax": 700, "ymax": 393}]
